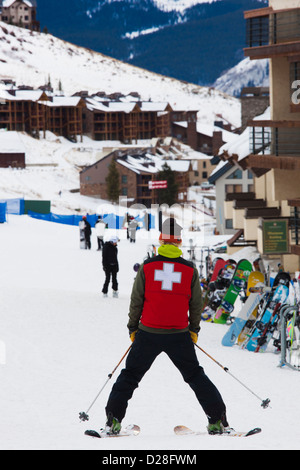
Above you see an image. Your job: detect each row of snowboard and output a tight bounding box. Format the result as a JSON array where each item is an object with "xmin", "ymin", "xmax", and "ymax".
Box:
[{"xmin": 201, "ymin": 257, "xmax": 299, "ymax": 354}]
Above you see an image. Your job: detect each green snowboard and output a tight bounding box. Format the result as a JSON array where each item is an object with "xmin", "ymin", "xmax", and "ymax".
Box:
[{"xmin": 213, "ymin": 259, "xmax": 252, "ymax": 324}]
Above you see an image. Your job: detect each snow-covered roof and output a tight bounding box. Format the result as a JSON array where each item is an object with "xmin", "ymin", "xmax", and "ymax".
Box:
[
  {"xmin": 139, "ymin": 102, "xmax": 171, "ymax": 112},
  {"xmin": 85, "ymin": 98, "xmax": 138, "ymax": 113},
  {"xmin": 0, "ymin": 89, "xmax": 46, "ymax": 102},
  {"xmin": 2, "ymin": 0, "xmax": 35, "ymax": 8},
  {"xmin": 43, "ymin": 96, "xmax": 83, "ymax": 107},
  {"xmin": 0, "ymin": 130, "xmax": 25, "ymax": 153},
  {"xmin": 208, "ymin": 158, "xmax": 232, "ymax": 183},
  {"xmin": 107, "ymin": 101, "xmax": 139, "ymax": 113},
  {"xmin": 219, "ymin": 107, "xmax": 271, "ymax": 162},
  {"xmin": 116, "ymin": 151, "xmax": 190, "ymax": 175},
  {"xmin": 174, "ymin": 121, "xmax": 237, "ymax": 144}
]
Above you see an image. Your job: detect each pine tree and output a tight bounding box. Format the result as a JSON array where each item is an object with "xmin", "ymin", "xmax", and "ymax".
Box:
[
  {"xmin": 156, "ymin": 163, "xmax": 179, "ymax": 206},
  {"xmin": 106, "ymin": 159, "xmax": 120, "ymax": 203}
]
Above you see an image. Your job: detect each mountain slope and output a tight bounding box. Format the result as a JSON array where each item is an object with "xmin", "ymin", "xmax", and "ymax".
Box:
[
  {"xmin": 0, "ymin": 21, "xmax": 240, "ymax": 127},
  {"xmin": 214, "ymin": 57, "xmax": 269, "ymax": 97},
  {"xmin": 36, "ymin": 0, "xmax": 268, "ymax": 87}
]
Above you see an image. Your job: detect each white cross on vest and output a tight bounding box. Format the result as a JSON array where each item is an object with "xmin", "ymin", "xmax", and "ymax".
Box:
[{"xmin": 154, "ymin": 263, "xmax": 182, "ymax": 291}]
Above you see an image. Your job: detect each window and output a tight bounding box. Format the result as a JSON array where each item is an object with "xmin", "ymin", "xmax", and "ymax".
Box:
[
  {"xmin": 225, "ymin": 219, "xmax": 233, "ymax": 229},
  {"xmin": 202, "ymin": 171, "xmax": 208, "ymax": 179},
  {"xmin": 121, "ymin": 187, "xmax": 128, "ymax": 196},
  {"xmin": 226, "ymin": 169, "xmax": 242, "ymax": 179},
  {"xmin": 225, "ymin": 184, "xmax": 243, "ymax": 194},
  {"xmin": 121, "ymin": 175, "xmax": 127, "ymax": 184}
]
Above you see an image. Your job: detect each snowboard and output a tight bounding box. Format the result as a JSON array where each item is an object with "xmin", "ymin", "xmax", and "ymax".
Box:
[
  {"xmin": 214, "ymin": 259, "xmax": 252, "ymax": 324},
  {"xmin": 79, "ymin": 220, "xmax": 86, "ymax": 249},
  {"xmin": 222, "ymin": 271, "xmax": 265, "ymax": 347},
  {"xmin": 174, "ymin": 425, "xmax": 261, "ymax": 438},
  {"xmin": 210, "ymin": 258, "xmax": 226, "ymax": 282},
  {"xmin": 201, "ymin": 258, "xmax": 225, "ymax": 316},
  {"xmin": 201, "ymin": 260, "xmax": 236, "ymax": 321},
  {"xmin": 246, "ymin": 274, "xmax": 290, "ymax": 352},
  {"xmin": 222, "ymin": 289, "xmax": 264, "ymax": 346},
  {"xmin": 239, "ymin": 287, "xmax": 274, "ymax": 349},
  {"xmin": 85, "ymin": 424, "xmax": 140, "ymax": 439}
]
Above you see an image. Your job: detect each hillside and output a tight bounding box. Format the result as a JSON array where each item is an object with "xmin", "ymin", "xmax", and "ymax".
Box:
[
  {"xmin": 0, "ymin": 21, "xmax": 240, "ymax": 127},
  {"xmin": 36, "ymin": 0, "xmax": 268, "ymax": 87},
  {"xmin": 214, "ymin": 57, "xmax": 269, "ymax": 97}
]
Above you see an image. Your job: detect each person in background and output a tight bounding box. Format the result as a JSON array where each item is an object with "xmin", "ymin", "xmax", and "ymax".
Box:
[
  {"xmin": 82, "ymin": 216, "xmax": 92, "ymax": 250},
  {"xmin": 102, "ymin": 236, "xmax": 119, "ymax": 298},
  {"xmin": 95, "ymin": 216, "xmax": 106, "ymax": 250},
  {"xmin": 103, "ymin": 218, "xmax": 231, "ymax": 436},
  {"xmin": 128, "ymin": 219, "xmax": 138, "ymax": 243}
]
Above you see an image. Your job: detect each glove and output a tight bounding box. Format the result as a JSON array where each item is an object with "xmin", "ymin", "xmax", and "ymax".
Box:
[
  {"xmin": 189, "ymin": 330, "xmax": 198, "ymax": 344},
  {"xmin": 130, "ymin": 330, "xmax": 137, "ymax": 342}
]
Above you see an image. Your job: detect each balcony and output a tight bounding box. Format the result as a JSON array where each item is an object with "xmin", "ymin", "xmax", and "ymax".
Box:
[
  {"xmin": 247, "ymin": 121, "xmax": 300, "ymax": 171},
  {"xmin": 244, "ymin": 7, "xmax": 300, "ymax": 59}
]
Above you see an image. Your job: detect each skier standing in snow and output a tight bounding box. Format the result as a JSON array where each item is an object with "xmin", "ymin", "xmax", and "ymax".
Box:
[
  {"xmin": 104, "ymin": 217, "xmax": 230, "ymax": 435},
  {"xmin": 102, "ymin": 237, "xmax": 119, "ymax": 298}
]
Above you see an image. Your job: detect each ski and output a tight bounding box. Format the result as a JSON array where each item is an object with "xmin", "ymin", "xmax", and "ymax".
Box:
[
  {"xmin": 174, "ymin": 425, "xmax": 261, "ymax": 438},
  {"xmin": 85, "ymin": 424, "xmax": 140, "ymax": 438}
]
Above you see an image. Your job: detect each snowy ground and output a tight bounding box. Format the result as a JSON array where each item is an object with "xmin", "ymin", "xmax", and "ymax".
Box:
[{"xmin": 1, "ymin": 213, "xmax": 300, "ymax": 451}]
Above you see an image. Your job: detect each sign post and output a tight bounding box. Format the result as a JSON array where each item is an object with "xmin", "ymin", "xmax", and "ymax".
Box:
[{"xmin": 262, "ymin": 219, "xmax": 289, "ymax": 255}]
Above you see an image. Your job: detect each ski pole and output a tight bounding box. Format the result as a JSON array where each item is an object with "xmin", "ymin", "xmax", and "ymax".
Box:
[
  {"xmin": 79, "ymin": 344, "xmax": 132, "ymax": 422},
  {"xmin": 195, "ymin": 344, "xmax": 271, "ymax": 409}
]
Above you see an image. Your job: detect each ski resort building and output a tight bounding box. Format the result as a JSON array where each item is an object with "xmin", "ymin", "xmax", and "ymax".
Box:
[
  {"xmin": 0, "ymin": 0, "xmax": 39, "ymax": 31},
  {"xmin": 79, "ymin": 144, "xmax": 191, "ymax": 208},
  {"xmin": 84, "ymin": 97, "xmax": 172, "ymax": 143},
  {"xmin": 217, "ymin": 0, "xmax": 300, "ymax": 273},
  {"xmin": 0, "ymin": 130, "xmax": 25, "ymax": 168}
]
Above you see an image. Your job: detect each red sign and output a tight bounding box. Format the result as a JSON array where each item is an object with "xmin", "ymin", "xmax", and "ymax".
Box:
[{"xmin": 149, "ymin": 180, "xmax": 168, "ymax": 189}]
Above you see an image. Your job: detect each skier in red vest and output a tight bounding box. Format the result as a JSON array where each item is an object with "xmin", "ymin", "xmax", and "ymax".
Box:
[{"xmin": 104, "ymin": 217, "xmax": 230, "ymax": 435}]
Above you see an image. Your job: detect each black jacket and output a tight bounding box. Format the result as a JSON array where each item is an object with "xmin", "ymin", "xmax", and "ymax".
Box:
[
  {"xmin": 102, "ymin": 242, "xmax": 119, "ymax": 271},
  {"xmin": 83, "ymin": 220, "xmax": 91, "ymax": 237}
]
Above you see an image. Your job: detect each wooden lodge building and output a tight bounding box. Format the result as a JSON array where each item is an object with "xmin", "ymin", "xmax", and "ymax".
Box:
[
  {"xmin": 80, "ymin": 146, "xmax": 191, "ymax": 208},
  {"xmin": 0, "ymin": 86, "xmax": 237, "ymax": 166},
  {"xmin": 0, "ymin": 88, "xmax": 86, "ymax": 140},
  {"xmin": 84, "ymin": 96, "xmax": 173, "ymax": 143}
]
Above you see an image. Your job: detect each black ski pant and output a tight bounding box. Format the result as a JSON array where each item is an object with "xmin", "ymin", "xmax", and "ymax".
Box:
[
  {"xmin": 102, "ymin": 265, "xmax": 118, "ymax": 293},
  {"xmin": 105, "ymin": 330, "xmax": 227, "ymax": 425},
  {"xmin": 97, "ymin": 237, "xmax": 104, "ymax": 250},
  {"xmin": 85, "ymin": 235, "xmax": 91, "ymax": 250}
]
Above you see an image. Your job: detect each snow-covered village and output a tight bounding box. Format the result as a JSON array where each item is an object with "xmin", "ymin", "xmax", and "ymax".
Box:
[{"xmin": 1, "ymin": 0, "xmax": 300, "ymax": 453}]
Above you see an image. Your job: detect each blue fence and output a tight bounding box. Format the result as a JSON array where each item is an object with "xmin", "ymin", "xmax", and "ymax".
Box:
[
  {"xmin": 0, "ymin": 197, "xmax": 155, "ymax": 229},
  {"xmin": 27, "ymin": 211, "xmax": 126, "ymax": 229},
  {"xmin": 0, "ymin": 202, "xmax": 6, "ymax": 223},
  {"xmin": 27, "ymin": 211, "xmax": 154, "ymax": 229},
  {"xmin": 0, "ymin": 198, "xmax": 24, "ymax": 215}
]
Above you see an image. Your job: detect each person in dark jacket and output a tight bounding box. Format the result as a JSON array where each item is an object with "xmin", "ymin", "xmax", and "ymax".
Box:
[
  {"xmin": 82, "ymin": 216, "xmax": 92, "ymax": 250},
  {"xmin": 102, "ymin": 237, "xmax": 119, "ymax": 298},
  {"xmin": 103, "ymin": 218, "xmax": 231, "ymax": 436}
]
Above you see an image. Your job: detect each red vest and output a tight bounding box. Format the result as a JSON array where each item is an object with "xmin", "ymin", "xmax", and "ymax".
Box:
[{"xmin": 140, "ymin": 258, "xmax": 194, "ymax": 330}]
